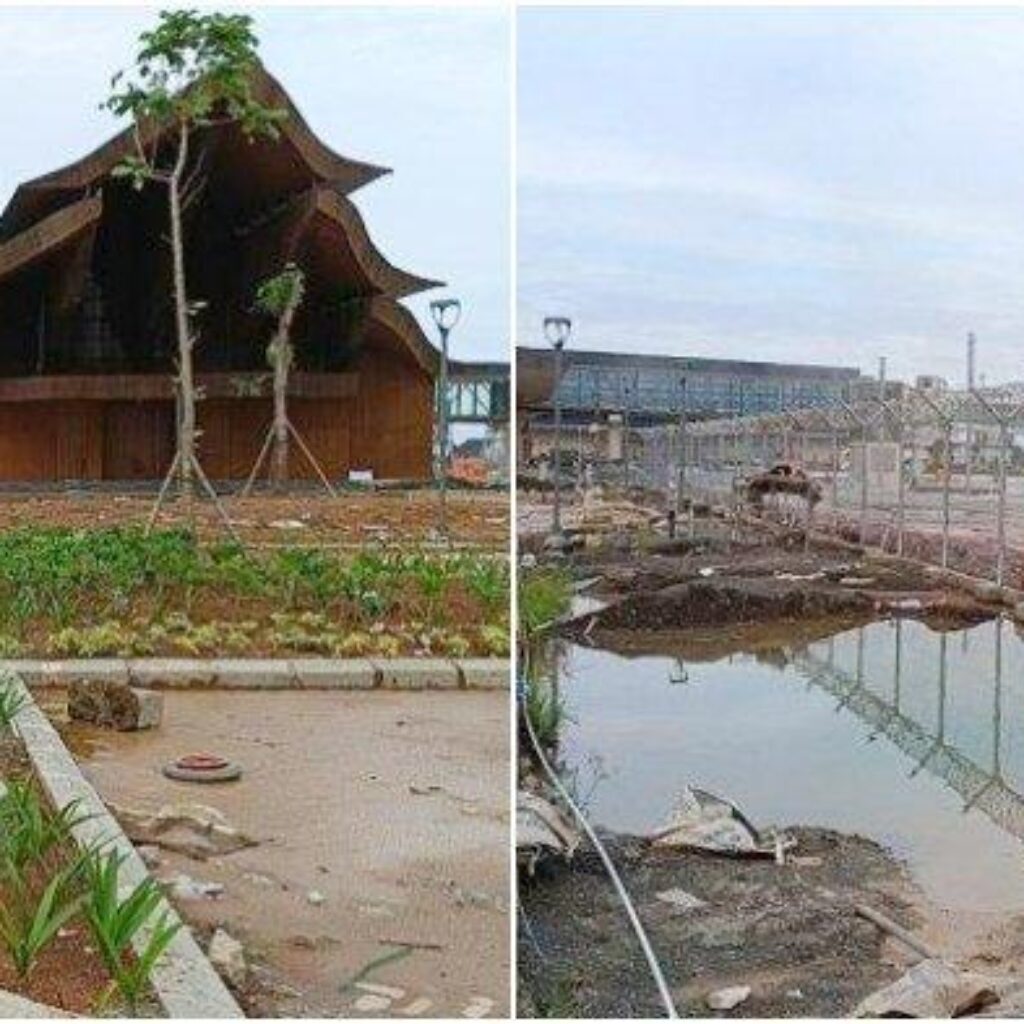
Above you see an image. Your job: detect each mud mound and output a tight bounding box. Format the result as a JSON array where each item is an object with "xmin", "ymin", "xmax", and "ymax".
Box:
[
  {"xmin": 590, "ymin": 578, "xmax": 872, "ymax": 631},
  {"xmin": 519, "ymin": 827, "xmax": 917, "ymax": 1018}
]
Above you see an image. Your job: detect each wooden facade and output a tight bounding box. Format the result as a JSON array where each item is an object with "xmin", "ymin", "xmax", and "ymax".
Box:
[{"xmin": 0, "ymin": 66, "xmax": 440, "ymax": 482}]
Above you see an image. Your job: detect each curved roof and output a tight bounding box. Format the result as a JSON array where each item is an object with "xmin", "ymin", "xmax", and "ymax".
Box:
[
  {"xmin": 0, "ymin": 64, "xmax": 389, "ymax": 240},
  {"xmin": 366, "ymin": 296, "xmax": 439, "ymax": 377},
  {"xmin": 309, "ymin": 188, "xmax": 441, "ymax": 298},
  {"xmin": 0, "ymin": 194, "xmax": 102, "ymax": 282}
]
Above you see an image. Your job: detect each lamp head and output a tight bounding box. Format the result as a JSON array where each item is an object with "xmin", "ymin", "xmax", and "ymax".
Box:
[
  {"xmin": 430, "ymin": 298, "xmax": 462, "ymax": 332},
  {"xmin": 543, "ymin": 316, "xmax": 572, "ymax": 350}
]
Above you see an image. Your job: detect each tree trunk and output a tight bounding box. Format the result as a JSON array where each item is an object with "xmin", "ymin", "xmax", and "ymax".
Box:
[
  {"xmin": 270, "ymin": 294, "xmax": 300, "ymax": 491},
  {"xmin": 168, "ymin": 122, "xmax": 194, "ymax": 497}
]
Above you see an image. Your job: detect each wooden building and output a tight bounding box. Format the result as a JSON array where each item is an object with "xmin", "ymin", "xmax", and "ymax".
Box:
[{"xmin": 0, "ymin": 67, "xmax": 441, "ymax": 482}]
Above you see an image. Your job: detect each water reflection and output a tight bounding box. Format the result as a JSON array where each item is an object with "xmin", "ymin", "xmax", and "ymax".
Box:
[
  {"xmin": 554, "ymin": 616, "xmax": 1024, "ymax": 912},
  {"xmin": 797, "ymin": 618, "xmax": 1024, "ymax": 841}
]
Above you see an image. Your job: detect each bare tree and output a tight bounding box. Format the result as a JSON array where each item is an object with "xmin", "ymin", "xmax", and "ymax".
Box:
[
  {"xmin": 104, "ymin": 10, "xmax": 285, "ymax": 532},
  {"xmin": 241, "ymin": 265, "xmax": 337, "ymax": 497}
]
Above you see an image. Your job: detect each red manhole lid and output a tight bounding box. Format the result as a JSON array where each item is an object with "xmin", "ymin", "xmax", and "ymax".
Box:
[{"xmin": 175, "ymin": 753, "xmax": 229, "ymax": 771}]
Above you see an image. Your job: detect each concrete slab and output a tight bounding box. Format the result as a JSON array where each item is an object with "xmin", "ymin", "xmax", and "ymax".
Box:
[
  {"xmin": 292, "ymin": 658, "xmax": 377, "ymax": 689},
  {"xmin": 34, "ymin": 658, "xmax": 130, "ymax": 686},
  {"xmin": 0, "ymin": 990, "xmax": 71, "ymax": 1017},
  {"xmin": 210, "ymin": 659, "xmax": 295, "ymax": 689},
  {"xmin": 129, "ymin": 658, "xmax": 219, "ymax": 689},
  {"xmin": 373, "ymin": 657, "xmax": 460, "ymax": 689},
  {"xmin": 456, "ymin": 658, "xmax": 509, "ymax": 690}
]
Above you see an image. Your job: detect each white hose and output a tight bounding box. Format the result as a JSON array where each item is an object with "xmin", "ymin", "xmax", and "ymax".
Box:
[{"xmin": 521, "ymin": 692, "xmax": 680, "ymax": 1018}]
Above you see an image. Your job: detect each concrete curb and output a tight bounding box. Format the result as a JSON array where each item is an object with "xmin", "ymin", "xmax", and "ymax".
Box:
[
  {"xmin": 8, "ymin": 674, "xmax": 243, "ymax": 1019},
  {"xmin": 0, "ymin": 657, "xmax": 510, "ymax": 691}
]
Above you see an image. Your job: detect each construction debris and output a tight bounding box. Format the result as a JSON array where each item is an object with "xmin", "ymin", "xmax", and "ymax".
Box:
[
  {"xmin": 209, "ymin": 928, "xmax": 248, "ymax": 986},
  {"xmin": 707, "ymin": 985, "xmax": 752, "ymax": 1011},
  {"xmin": 516, "ymin": 790, "xmax": 581, "ymax": 873},
  {"xmin": 112, "ymin": 801, "xmax": 257, "ymax": 860},
  {"xmin": 654, "ymin": 888, "xmax": 707, "ymax": 913},
  {"xmin": 651, "ymin": 786, "xmax": 795, "ymax": 859},
  {"xmin": 68, "ymin": 679, "xmax": 163, "ymax": 731},
  {"xmin": 853, "ymin": 959, "xmax": 1004, "ymax": 1018}
]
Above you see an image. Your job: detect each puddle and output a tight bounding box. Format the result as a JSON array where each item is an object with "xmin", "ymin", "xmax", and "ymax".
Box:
[{"xmin": 555, "ymin": 616, "xmax": 1024, "ymax": 914}]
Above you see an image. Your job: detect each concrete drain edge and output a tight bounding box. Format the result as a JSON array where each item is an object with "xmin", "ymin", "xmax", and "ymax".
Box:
[
  {"xmin": 0, "ymin": 656, "xmax": 509, "ymax": 691},
  {"xmin": 7, "ymin": 672, "xmax": 243, "ymax": 1019}
]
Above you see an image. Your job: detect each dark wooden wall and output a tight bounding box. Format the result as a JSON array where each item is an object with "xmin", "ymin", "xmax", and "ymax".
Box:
[{"xmin": 0, "ymin": 347, "xmax": 432, "ymax": 482}]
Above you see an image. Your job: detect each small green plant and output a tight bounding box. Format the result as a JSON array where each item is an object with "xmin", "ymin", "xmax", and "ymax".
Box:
[
  {"xmin": 0, "ymin": 783, "xmax": 88, "ymax": 870},
  {"xmin": 0, "ymin": 678, "xmax": 28, "ymax": 733},
  {"xmin": 519, "ymin": 568, "xmax": 572, "ymax": 641},
  {"xmin": 84, "ymin": 850, "xmax": 182, "ymax": 1009},
  {"xmin": 479, "ymin": 624, "xmax": 511, "ymax": 657},
  {"xmin": 525, "ymin": 680, "xmax": 567, "ymax": 749},
  {"xmin": 0, "ymin": 857, "xmax": 84, "ymax": 977}
]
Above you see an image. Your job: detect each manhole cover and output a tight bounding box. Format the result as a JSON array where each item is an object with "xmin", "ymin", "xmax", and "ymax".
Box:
[{"xmin": 162, "ymin": 752, "xmax": 242, "ymax": 783}]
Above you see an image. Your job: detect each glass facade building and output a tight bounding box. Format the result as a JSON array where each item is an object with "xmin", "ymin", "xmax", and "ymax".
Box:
[{"xmin": 518, "ymin": 348, "xmax": 861, "ymax": 421}]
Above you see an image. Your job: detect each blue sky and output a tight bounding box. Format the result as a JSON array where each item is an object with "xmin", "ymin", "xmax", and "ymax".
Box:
[
  {"xmin": 519, "ymin": 7, "xmax": 1024, "ymax": 386},
  {"xmin": 0, "ymin": 5, "xmax": 510, "ymax": 362}
]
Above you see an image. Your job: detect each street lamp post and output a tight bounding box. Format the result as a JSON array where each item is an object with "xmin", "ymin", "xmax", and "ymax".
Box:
[
  {"xmin": 430, "ymin": 298, "xmax": 461, "ymax": 539},
  {"xmin": 544, "ymin": 316, "xmax": 572, "ymax": 536}
]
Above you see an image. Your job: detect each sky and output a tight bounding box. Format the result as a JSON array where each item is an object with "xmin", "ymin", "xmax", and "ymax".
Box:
[
  {"xmin": 519, "ymin": 7, "xmax": 1024, "ymax": 386},
  {"xmin": 0, "ymin": 5, "xmax": 510, "ymax": 363}
]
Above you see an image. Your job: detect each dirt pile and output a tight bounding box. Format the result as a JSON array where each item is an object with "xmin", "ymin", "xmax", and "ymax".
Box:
[
  {"xmin": 519, "ymin": 828, "xmax": 919, "ymax": 1019},
  {"xmin": 585, "ymin": 576, "xmax": 872, "ymax": 631}
]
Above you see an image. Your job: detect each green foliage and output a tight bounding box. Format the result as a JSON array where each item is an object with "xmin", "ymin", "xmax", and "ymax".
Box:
[
  {"xmin": 525, "ymin": 680, "xmax": 567, "ymax": 749},
  {"xmin": 84, "ymin": 850, "xmax": 181, "ymax": 1009},
  {"xmin": 518, "ymin": 568, "xmax": 572, "ymax": 641},
  {"xmin": 478, "ymin": 624, "xmax": 510, "ymax": 658},
  {"xmin": 0, "ymin": 527, "xmax": 508, "ymax": 657},
  {"xmin": 104, "ymin": 9, "xmax": 286, "ymax": 187},
  {"xmin": 0, "ymin": 860, "xmax": 84, "ymax": 978},
  {"xmin": 0, "ymin": 677, "xmax": 27, "ymax": 733},
  {"xmin": 256, "ymin": 264, "xmax": 306, "ymax": 319},
  {"xmin": 0, "ymin": 783, "xmax": 88, "ymax": 872},
  {"xmin": 0, "ymin": 783, "xmax": 91, "ymax": 978}
]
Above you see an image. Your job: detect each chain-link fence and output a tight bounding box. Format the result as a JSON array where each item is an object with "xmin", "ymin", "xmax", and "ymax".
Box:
[
  {"xmin": 636, "ymin": 384, "xmax": 1024, "ymax": 587},
  {"xmin": 527, "ymin": 383, "xmax": 1024, "ymax": 588}
]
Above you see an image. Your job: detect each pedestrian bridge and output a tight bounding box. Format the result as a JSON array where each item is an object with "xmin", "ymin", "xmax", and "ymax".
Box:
[{"xmin": 446, "ymin": 361, "xmax": 510, "ymax": 426}]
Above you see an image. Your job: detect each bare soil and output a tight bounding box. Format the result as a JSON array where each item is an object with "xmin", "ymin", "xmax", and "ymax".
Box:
[
  {"xmin": 0, "ymin": 491, "xmax": 509, "ymax": 549},
  {"xmin": 0, "ymin": 929, "xmax": 118, "ymax": 1015},
  {"xmin": 519, "ymin": 828, "xmax": 920, "ymax": 1019},
  {"xmin": 564, "ymin": 546, "xmax": 999, "ymax": 649}
]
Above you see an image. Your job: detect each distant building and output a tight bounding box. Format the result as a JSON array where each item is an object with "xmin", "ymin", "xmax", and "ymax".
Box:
[
  {"xmin": 916, "ymin": 374, "xmax": 949, "ymax": 393},
  {"xmin": 517, "ymin": 346, "xmax": 862, "ymax": 424}
]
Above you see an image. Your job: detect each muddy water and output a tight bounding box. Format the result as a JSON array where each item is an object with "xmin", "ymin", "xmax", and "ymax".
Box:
[{"xmin": 557, "ymin": 617, "xmax": 1024, "ymax": 915}]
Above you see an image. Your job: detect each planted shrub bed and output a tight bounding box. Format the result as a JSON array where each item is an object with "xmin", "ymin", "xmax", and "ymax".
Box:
[
  {"xmin": 0, "ymin": 527, "xmax": 510, "ymax": 659},
  {"xmin": 0, "ymin": 684, "xmax": 173, "ymax": 1014}
]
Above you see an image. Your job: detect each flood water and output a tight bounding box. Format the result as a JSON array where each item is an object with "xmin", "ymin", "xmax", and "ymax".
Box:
[{"xmin": 556, "ymin": 617, "xmax": 1024, "ymax": 913}]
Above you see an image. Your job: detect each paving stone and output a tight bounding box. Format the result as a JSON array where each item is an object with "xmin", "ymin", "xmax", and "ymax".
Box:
[
  {"xmin": 374, "ymin": 658, "xmax": 459, "ymax": 690},
  {"xmin": 211, "ymin": 660, "xmax": 295, "ymax": 689},
  {"xmin": 129, "ymin": 658, "xmax": 218, "ymax": 689},
  {"xmin": 0, "ymin": 990, "xmax": 70, "ymax": 1017},
  {"xmin": 455, "ymin": 659, "xmax": 508, "ymax": 690},
  {"xmin": 38, "ymin": 658, "xmax": 130, "ymax": 686},
  {"xmin": 293, "ymin": 659, "xmax": 377, "ymax": 689}
]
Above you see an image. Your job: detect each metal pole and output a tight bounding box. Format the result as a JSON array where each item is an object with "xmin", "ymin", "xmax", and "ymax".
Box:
[
  {"xmin": 552, "ymin": 341, "xmax": 564, "ymax": 535},
  {"xmin": 438, "ymin": 324, "xmax": 450, "ymax": 538},
  {"xmin": 966, "ymin": 332, "xmax": 976, "ymax": 497},
  {"xmin": 997, "ymin": 424, "xmax": 1008, "ymax": 586},
  {"xmin": 896, "ymin": 413, "xmax": 906, "ymax": 556},
  {"xmin": 942, "ymin": 423, "xmax": 951, "ymax": 569},
  {"xmin": 860, "ymin": 423, "xmax": 869, "ymax": 545}
]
